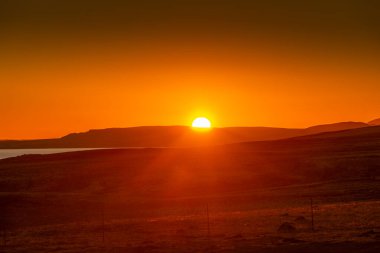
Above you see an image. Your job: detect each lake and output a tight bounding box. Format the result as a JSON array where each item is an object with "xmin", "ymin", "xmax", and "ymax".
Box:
[{"xmin": 0, "ymin": 148, "xmax": 103, "ymax": 160}]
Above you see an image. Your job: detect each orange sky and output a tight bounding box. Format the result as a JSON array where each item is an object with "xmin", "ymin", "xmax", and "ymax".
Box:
[{"xmin": 1, "ymin": 1, "xmax": 380, "ymax": 139}]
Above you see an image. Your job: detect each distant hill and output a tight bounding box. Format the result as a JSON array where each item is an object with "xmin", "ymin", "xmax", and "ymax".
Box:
[
  {"xmin": 0, "ymin": 121, "xmax": 373, "ymax": 149},
  {"xmin": 234, "ymin": 125, "xmax": 380, "ymax": 153},
  {"xmin": 368, "ymin": 118, "xmax": 380, "ymax": 126},
  {"xmin": 303, "ymin": 121, "xmax": 368, "ymax": 134}
]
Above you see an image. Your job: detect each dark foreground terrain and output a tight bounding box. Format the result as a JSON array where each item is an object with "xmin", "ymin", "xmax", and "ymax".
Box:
[{"xmin": 0, "ymin": 127, "xmax": 380, "ymax": 252}]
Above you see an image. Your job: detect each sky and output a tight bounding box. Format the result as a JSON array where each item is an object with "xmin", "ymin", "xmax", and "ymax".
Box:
[{"xmin": 1, "ymin": 0, "xmax": 380, "ymax": 139}]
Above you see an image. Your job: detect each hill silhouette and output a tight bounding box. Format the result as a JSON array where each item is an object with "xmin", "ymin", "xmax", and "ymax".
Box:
[
  {"xmin": 0, "ymin": 121, "xmax": 373, "ymax": 149},
  {"xmin": 302, "ymin": 121, "xmax": 368, "ymax": 133},
  {"xmin": 368, "ymin": 118, "xmax": 380, "ymax": 126}
]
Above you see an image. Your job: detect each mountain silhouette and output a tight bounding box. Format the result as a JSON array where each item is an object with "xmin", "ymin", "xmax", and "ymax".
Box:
[
  {"xmin": 368, "ymin": 118, "xmax": 380, "ymax": 126},
  {"xmin": 0, "ymin": 121, "xmax": 375, "ymax": 149},
  {"xmin": 303, "ymin": 121, "xmax": 368, "ymax": 133}
]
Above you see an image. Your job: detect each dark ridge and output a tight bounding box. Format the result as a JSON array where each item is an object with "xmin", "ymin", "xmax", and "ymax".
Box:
[{"xmin": 0, "ymin": 121, "xmax": 373, "ymax": 149}]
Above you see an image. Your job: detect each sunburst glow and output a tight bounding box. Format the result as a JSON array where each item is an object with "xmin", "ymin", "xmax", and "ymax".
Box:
[{"xmin": 191, "ymin": 117, "xmax": 211, "ymax": 128}]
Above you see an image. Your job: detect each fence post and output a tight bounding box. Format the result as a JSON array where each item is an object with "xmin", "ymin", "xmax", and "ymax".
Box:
[
  {"xmin": 2, "ymin": 229, "xmax": 6, "ymax": 247},
  {"xmin": 102, "ymin": 202, "xmax": 105, "ymax": 246},
  {"xmin": 206, "ymin": 203, "xmax": 210, "ymax": 238},
  {"xmin": 310, "ymin": 198, "xmax": 315, "ymax": 231}
]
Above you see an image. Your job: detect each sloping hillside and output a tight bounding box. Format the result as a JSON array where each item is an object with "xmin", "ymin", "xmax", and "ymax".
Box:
[
  {"xmin": 0, "ymin": 126, "xmax": 379, "ymax": 233},
  {"xmin": 1, "ymin": 126, "xmax": 379, "ymax": 197},
  {"xmin": 369, "ymin": 118, "xmax": 380, "ymax": 126}
]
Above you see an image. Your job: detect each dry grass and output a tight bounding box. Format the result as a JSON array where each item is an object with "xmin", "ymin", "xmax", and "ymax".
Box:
[{"xmin": 3, "ymin": 199, "xmax": 379, "ymax": 253}]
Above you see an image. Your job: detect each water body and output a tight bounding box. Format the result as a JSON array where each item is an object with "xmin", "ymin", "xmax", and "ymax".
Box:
[{"xmin": 0, "ymin": 148, "xmax": 102, "ymax": 160}]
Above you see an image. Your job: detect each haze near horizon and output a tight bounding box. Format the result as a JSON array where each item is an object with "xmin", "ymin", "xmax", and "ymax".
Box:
[{"xmin": 1, "ymin": 0, "xmax": 380, "ymax": 139}]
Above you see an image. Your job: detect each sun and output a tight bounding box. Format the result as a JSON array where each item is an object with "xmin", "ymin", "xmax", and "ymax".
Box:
[{"xmin": 192, "ymin": 117, "xmax": 212, "ymax": 129}]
